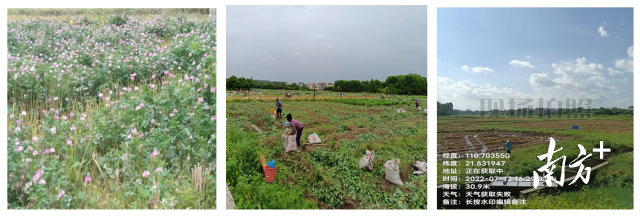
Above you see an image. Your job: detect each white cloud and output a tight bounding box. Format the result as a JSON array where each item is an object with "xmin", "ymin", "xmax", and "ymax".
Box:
[
  {"xmin": 529, "ymin": 73, "xmax": 556, "ymax": 87},
  {"xmin": 439, "ymin": 71, "xmax": 623, "ymax": 110},
  {"xmin": 615, "ymin": 45, "xmax": 634, "ymax": 73},
  {"xmin": 438, "ymin": 77, "xmax": 527, "ymax": 101},
  {"xmin": 598, "ymin": 22, "xmax": 609, "ymax": 37},
  {"xmin": 461, "ymin": 65, "xmax": 494, "ymax": 73},
  {"xmin": 526, "ymin": 55, "xmax": 531, "ymax": 59},
  {"xmin": 552, "ymin": 57, "xmax": 611, "ymax": 75},
  {"xmin": 510, "ymin": 60, "xmax": 535, "ymax": 68}
]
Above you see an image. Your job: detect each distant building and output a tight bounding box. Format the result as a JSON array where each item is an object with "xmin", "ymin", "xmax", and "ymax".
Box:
[
  {"xmin": 285, "ymin": 82, "xmax": 292, "ymax": 85},
  {"xmin": 317, "ymin": 82, "xmax": 327, "ymax": 90},
  {"xmin": 298, "ymin": 82, "xmax": 304, "ymax": 87}
]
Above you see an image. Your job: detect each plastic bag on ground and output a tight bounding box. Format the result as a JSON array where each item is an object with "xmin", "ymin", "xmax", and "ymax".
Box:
[
  {"xmin": 358, "ymin": 150, "xmax": 375, "ymax": 171},
  {"xmin": 413, "ymin": 161, "xmax": 427, "ymax": 175},
  {"xmin": 417, "ymin": 107, "xmax": 421, "ymax": 111},
  {"xmin": 308, "ymin": 133, "xmax": 321, "ymax": 144},
  {"xmin": 384, "ymin": 158, "xmax": 403, "ymax": 185},
  {"xmin": 282, "ymin": 132, "xmax": 298, "ymax": 153},
  {"xmin": 396, "ymin": 108, "xmax": 406, "ymax": 113}
]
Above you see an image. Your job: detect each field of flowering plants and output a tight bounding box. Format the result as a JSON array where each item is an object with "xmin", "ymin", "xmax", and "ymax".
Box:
[
  {"xmin": 227, "ymin": 98, "xmax": 427, "ymax": 209},
  {"xmin": 7, "ymin": 10, "xmax": 217, "ymax": 209}
]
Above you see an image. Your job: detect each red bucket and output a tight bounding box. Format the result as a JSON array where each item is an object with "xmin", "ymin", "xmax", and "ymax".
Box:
[{"xmin": 265, "ymin": 165, "xmax": 277, "ymax": 182}]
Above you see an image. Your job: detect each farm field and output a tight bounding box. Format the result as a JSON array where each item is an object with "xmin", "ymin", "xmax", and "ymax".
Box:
[
  {"xmin": 7, "ymin": 9, "xmax": 216, "ymax": 209},
  {"xmin": 226, "ymin": 98, "xmax": 427, "ymax": 209},
  {"xmin": 437, "ymin": 115, "xmax": 633, "ymax": 209},
  {"xmin": 227, "ymin": 89, "xmax": 427, "ymax": 103}
]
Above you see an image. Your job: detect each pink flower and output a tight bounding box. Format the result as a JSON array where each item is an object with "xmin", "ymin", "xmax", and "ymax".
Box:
[
  {"xmin": 150, "ymin": 118, "xmax": 155, "ymax": 124},
  {"xmin": 85, "ymin": 174, "xmax": 92, "ymax": 184},
  {"xmin": 70, "ymin": 125, "xmax": 76, "ymax": 131},
  {"xmin": 212, "ymin": 116, "xmax": 216, "ymax": 121},
  {"xmin": 67, "ymin": 140, "xmax": 73, "ymax": 146},
  {"xmin": 32, "ymin": 169, "xmax": 44, "ymax": 183},
  {"xmin": 142, "ymin": 170, "xmax": 150, "ymax": 178},
  {"xmin": 15, "ymin": 146, "xmax": 23, "ymax": 152},
  {"xmin": 205, "ymin": 106, "xmax": 210, "ymax": 110},
  {"xmin": 33, "ymin": 150, "xmax": 38, "ymax": 155},
  {"xmin": 121, "ymin": 105, "xmax": 127, "ymax": 109},
  {"xmin": 50, "ymin": 127, "xmax": 56, "ymax": 134},
  {"xmin": 32, "ymin": 136, "xmax": 38, "ymax": 142},
  {"xmin": 38, "ymin": 179, "xmax": 46, "ymax": 185},
  {"xmin": 154, "ymin": 167, "xmax": 163, "ymax": 173},
  {"xmin": 69, "ymin": 112, "xmax": 74, "ymax": 118},
  {"xmin": 42, "ymin": 110, "xmax": 47, "ymax": 114},
  {"xmin": 150, "ymin": 149, "xmax": 160, "ymax": 158},
  {"xmin": 211, "ymin": 87, "xmax": 216, "ymax": 93},
  {"xmin": 22, "ymin": 111, "xmax": 27, "ymax": 116},
  {"xmin": 57, "ymin": 190, "xmax": 65, "ymax": 200},
  {"xmin": 9, "ymin": 113, "xmax": 14, "ymax": 119}
]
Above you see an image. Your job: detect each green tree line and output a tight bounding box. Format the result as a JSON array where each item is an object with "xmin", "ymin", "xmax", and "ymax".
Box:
[{"xmin": 226, "ymin": 73, "xmax": 427, "ymax": 95}]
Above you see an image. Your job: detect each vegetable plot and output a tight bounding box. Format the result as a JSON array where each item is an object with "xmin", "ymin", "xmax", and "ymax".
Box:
[{"xmin": 227, "ymin": 99, "xmax": 427, "ymax": 209}]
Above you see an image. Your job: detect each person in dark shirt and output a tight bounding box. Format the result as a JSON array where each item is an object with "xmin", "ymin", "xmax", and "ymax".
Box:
[{"xmin": 276, "ymin": 98, "xmax": 283, "ymax": 120}]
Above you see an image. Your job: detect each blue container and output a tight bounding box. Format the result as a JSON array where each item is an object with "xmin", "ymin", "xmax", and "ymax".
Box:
[
  {"xmin": 572, "ymin": 126, "xmax": 579, "ymax": 130},
  {"xmin": 267, "ymin": 159, "xmax": 275, "ymax": 168},
  {"xmin": 284, "ymin": 122, "xmax": 290, "ymax": 127}
]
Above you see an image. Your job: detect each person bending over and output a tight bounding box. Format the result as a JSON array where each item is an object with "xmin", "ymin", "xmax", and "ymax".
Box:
[{"xmin": 287, "ymin": 114, "xmax": 304, "ymax": 153}]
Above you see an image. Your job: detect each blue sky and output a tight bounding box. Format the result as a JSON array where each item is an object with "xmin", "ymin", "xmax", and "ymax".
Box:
[{"xmin": 437, "ymin": 8, "xmax": 633, "ymax": 110}]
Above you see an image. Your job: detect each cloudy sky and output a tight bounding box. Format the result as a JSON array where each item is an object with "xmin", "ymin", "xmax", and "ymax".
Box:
[
  {"xmin": 437, "ymin": 8, "xmax": 633, "ymax": 110},
  {"xmin": 227, "ymin": 5, "xmax": 428, "ymax": 83}
]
